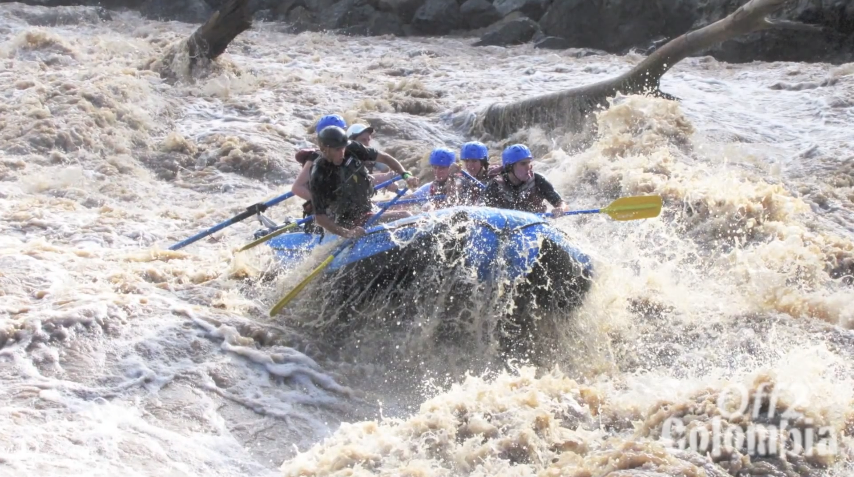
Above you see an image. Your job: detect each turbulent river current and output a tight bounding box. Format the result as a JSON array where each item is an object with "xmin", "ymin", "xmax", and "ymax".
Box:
[{"xmin": 2, "ymin": 3, "xmax": 854, "ymax": 476}]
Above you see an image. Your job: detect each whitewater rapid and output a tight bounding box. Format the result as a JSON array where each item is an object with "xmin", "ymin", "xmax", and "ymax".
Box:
[{"xmin": 1, "ymin": 3, "xmax": 853, "ymax": 476}]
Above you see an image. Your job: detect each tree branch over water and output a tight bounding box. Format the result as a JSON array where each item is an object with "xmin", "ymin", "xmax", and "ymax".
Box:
[{"xmin": 471, "ymin": 0, "xmax": 800, "ymax": 139}]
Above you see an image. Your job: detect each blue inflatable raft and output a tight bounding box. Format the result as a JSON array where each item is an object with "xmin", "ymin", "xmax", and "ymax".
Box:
[{"xmin": 263, "ymin": 206, "xmax": 594, "ymax": 313}]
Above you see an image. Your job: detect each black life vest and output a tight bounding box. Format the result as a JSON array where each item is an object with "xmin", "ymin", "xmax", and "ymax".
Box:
[
  {"xmin": 311, "ymin": 154, "xmax": 374, "ymax": 227},
  {"xmin": 488, "ymin": 173, "xmax": 548, "ymax": 213},
  {"xmin": 458, "ymin": 165, "xmax": 500, "ymax": 205}
]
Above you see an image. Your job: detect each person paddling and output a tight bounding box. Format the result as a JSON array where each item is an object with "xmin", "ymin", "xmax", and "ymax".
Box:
[
  {"xmin": 347, "ymin": 123, "xmax": 390, "ymax": 174},
  {"xmin": 292, "ymin": 115, "xmax": 417, "ymax": 223},
  {"xmin": 412, "ymin": 147, "xmax": 461, "ymax": 210},
  {"xmin": 291, "ymin": 115, "xmax": 347, "ymax": 221},
  {"xmin": 309, "ymin": 126, "xmax": 414, "ymax": 238},
  {"xmin": 293, "ymin": 115, "xmax": 417, "ymax": 199},
  {"xmin": 483, "ymin": 144, "xmax": 570, "ymax": 214},
  {"xmin": 456, "ymin": 141, "xmax": 500, "ymax": 205}
]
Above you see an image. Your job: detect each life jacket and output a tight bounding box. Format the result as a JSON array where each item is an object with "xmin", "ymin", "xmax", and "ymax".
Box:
[
  {"xmin": 295, "ymin": 146, "xmax": 370, "ymax": 214},
  {"xmin": 457, "ymin": 164, "xmax": 500, "ymax": 205},
  {"xmin": 428, "ymin": 180, "xmax": 448, "ymax": 208},
  {"xmin": 345, "ymin": 141, "xmax": 382, "ymax": 173},
  {"xmin": 487, "ymin": 172, "xmax": 548, "ymax": 213},
  {"xmin": 311, "ymin": 154, "xmax": 374, "ymax": 227},
  {"xmin": 429, "ymin": 179, "xmax": 453, "ymax": 197}
]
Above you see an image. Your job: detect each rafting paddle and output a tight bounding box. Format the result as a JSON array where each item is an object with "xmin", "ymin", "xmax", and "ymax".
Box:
[
  {"xmin": 238, "ymin": 176, "xmax": 403, "ymax": 252},
  {"xmin": 459, "ymin": 170, "xmax": 486, "ymax": 189},
  {"xmin": 269, "ymin": 187, "xmax": 410, "ymax": 316},
  {"xmin": 237, "ymin": 216, "xmax": 314, "ymax": 252},
  {"xmin": 375, "ymin": 195, "xmax": 446, "ymax": 207},
  {"xmin": 169, "ymin": 191, "xmax": 297, "ymax": 251},
  {"xmin": 543, "ymin": 195, "xmax": 663, "ymax": 221}
]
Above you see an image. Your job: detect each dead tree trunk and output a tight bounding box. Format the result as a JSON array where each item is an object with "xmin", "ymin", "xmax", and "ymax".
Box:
[
  {"xmin": 157, "ymin": 0, "xmax": 252, "ymax": 80},
  {"xmin": 471, "ymin": 0, "xmax": 807, "ymax": 139},
  {"xmin": 187, "ymin": 0, "xmax": 251, "ymax": 68}
]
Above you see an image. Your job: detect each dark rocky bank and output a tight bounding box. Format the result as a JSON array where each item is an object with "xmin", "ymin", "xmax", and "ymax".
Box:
[{"xmin": 8, "ymin": 0, "xmax": 854, "ymax": 64}]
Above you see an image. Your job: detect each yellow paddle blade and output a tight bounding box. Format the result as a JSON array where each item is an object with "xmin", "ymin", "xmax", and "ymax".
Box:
[
  {"xmin": 600, "ymin": 195, "xmax": 663, "ymax": 221},
  {"xmin": 269, "ymin": 254, "xmax": 335, "ymax": 316},
  {"xmin": 238, "ymin": 221, "xmax": 299, "ymax": 252}
]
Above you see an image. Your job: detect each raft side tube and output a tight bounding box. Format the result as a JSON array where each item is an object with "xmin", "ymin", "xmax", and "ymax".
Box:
[{"xmin": 265, "ymin": 206, "xmax": 594, "ymax": 282}]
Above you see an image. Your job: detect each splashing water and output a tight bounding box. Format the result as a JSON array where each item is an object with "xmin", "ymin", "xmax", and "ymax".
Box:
[{"xmin": 1, "ymin": 4, "xmax": 854, "ymax": 476}]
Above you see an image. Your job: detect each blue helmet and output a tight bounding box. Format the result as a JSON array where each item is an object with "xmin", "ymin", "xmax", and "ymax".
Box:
[
  {"xmin": 316, "ymin": 114, "xmax": 346, "ymax": 133},
  {"xmin": 460, "ymin": 141, "xmax": 488, "ymax": 160},
  {"xmin": 501, "ymin": 144, "xmax": 532, "ymax": 167},
  {"xmin": 429, "ymin": 147, "xmax": 456, "ymax": 167}
]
